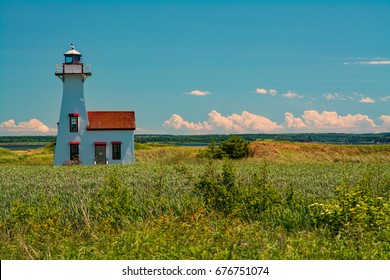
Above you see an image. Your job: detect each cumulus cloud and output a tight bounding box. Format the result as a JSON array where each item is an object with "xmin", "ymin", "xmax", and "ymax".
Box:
[
  {"xmin": 256, "ymin": 88, "xmax": 267, "ymax": 94},
  {"xmin": 163, "ymin": 110, "xmax": 282, "ymax": 134},
  {"xmin": 379, "ymin": 115, "xmax": 390, "ymax": 130},
  {"xmin": 0, "ymin": 119, "xmax": 57, "ymax": 136},
  {"xmin": 162, "ymin": 114, "xmax": 212, "ymax": 131},
  {"xmin": 185, "ymin": 90, "xmax": 210, "ymax": 96},
  {"xmin": 163, "ymin": 110, "xmax": 390, "ymax": 134},
  {"xmin": 298, "ymin": 110, "xmax": 377, "ymax": 132},
  {"xmin": 284, "ymin": 112, "xmax": 308, "ymax": 129},
  {"xmin": 350, "ymin": 93, "xmax": 375, "ymax": 103},
  {"xmin": 255, "ymin": 88, "xmax": 277, "ymax": 96},
  {"xmin": 282, "ymin": 90, "xmax": 303, "ymax": 99},
  {"xmin": 358, "ymin": 97, "xmax": 375, "ymax": 103}
]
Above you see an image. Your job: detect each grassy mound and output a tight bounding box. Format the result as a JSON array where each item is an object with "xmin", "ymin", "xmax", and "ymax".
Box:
[
  {"xmin": 0, "ymin": 145, "xmax": 54, "ymax": 166},
  {"xmin": 1, "ymin": 141, "xmax": 390, "ymax": 166},
  {"xmin": 249, "ymin": 141, "xmax": 390, "ymax": 163}
]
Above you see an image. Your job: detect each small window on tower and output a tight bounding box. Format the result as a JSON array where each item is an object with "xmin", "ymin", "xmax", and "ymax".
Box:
[
  {"xmin": 69, "ymin": 115, "xmax": 78, "ymax": 132},
  {"xmin": 112, "ymin": 142, "xmax": 121, "ymax": 160}
]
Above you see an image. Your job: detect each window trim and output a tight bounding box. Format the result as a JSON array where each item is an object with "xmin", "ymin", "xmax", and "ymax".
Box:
[
  {"xmin": 69, "ymin": 113, "xmax": 79, "ymax": 132},
  {"xmin": 112, "ymin": 141, "xmax": 122, "ymax": 160},
  {"xmin": 69, "ymin": 142, "xmax": 80, "ymax": 161}
]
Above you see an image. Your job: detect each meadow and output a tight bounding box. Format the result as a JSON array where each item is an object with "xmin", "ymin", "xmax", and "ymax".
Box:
[{"xmin": 0, "ymin": 141, "xmax": 389, "ymax": 259}]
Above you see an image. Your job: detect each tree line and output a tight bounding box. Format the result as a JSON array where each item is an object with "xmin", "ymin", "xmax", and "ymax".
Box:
[
  {"xmin": 135, "ymin": 133, "xmax": 390, "ymax": 145},
  {"xmin": 1, "ymin": 133, "xmax": 389, "ymax": 145}
]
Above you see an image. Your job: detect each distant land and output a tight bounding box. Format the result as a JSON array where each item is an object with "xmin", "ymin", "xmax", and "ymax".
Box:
[
  {"xmin": 134, "ymin": 133, "xmax": 390, "ymax": 145},
  {"xmin": 1, "ymin": 133, "xmax": 390, "ymax": 150}
]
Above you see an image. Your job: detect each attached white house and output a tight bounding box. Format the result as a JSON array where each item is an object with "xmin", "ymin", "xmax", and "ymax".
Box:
[{"xmin": 54, "ymin": 46, "xmax": 136, "ymax": 165}]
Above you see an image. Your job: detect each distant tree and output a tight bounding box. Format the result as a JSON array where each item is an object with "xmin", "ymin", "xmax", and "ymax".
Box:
[
  {"xmin": 219, "ymin": 135, "xmax": 249, "ymax": 159},
  {"xmin": 201, "ymin": 136, "xmax": 249, "ymax": 159}
]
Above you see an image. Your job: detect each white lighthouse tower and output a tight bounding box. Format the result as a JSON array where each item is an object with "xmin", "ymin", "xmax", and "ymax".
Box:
[
  {"xmin": 54, "ymin": 45, "xmax": 136, "ymax": 166},
  {"xmin": 54, "ymin": 45, "xmax": 91, "ymax": 165}
]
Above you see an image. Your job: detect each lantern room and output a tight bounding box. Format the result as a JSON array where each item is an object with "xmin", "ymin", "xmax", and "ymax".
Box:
[
  {"xmin": 64, "ymin": 45, "xmax": 82, "ymax": 64},
  {"xmin": 55, "ymin": 44, "xmax": 91, "ymax": 79}
]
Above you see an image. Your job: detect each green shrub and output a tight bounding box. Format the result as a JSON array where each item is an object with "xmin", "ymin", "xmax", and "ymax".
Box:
[
  {"xmin": 219, "ymin": 136, "xmax": 249, "ymax": 159},
  {"xmin": 310, "ymin": 181, "xmax": 390, "ymax": 239},
  {"xmin": 195, "ymin": 161, "xmax": 239, "ymax": 214},
  {"xmin": 200, "ymin": 136, "xmax": 249, "ymax": 159}
]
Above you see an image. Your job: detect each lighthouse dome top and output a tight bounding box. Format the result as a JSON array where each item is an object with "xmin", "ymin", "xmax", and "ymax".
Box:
[
  {"xmin": 64, "ymin": 49, "xmax": 81, "ymax": 55},
  {"xmin": 64, "ymin": 43, "xmax": 81, "ymax": 55}
]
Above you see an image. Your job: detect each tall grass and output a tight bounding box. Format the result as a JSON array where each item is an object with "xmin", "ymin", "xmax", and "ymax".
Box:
[{"xmin": 1, "ymin": 160, "xmax": 389, "ymax": 259}]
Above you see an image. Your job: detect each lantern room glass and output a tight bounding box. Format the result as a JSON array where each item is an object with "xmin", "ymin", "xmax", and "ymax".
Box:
[{"xmin": 65, "ymin": 55, "xmax": 81, "ymax": 64}]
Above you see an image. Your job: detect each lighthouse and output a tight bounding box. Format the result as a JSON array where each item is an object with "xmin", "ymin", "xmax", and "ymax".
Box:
[{"xmin": 54, "ymin": 45, "xmax": 136, "ymax": 166}]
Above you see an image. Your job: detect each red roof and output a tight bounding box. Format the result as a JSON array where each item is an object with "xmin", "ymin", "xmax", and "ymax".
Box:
[{"xmin": 86, "ymin": 111, "xmax": 136, "ymax": 130}]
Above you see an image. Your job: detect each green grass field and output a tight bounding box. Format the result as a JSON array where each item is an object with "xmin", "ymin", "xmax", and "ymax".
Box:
[{"xmin": 0, "ymin": 141, "xmax": 389, "ymax": 259}]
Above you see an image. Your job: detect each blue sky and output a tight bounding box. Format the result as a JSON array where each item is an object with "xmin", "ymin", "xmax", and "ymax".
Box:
[{"xmin": 1, "ymin": 0, "xmax": 389, "ymax": 135}]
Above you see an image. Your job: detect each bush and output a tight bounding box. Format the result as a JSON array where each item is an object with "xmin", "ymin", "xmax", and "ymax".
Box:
[
  {"xmin": 195, "ymin": 161, "xmax": 239, "ymax": 215},
  {"xmin": 201, "ymin": 136, "xmax": 249, "ymax": 159},
  {"xmin": 309, "ymin": 181, "xmax": 390, "ymax": 239},
  {"xmin": 220, "ymin": 136, "xmax": 249, "ymax": 159}
]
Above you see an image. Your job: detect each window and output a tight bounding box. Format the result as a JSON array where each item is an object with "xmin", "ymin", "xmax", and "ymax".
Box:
[
  {"xmin": 112, "ymin": 142, "xmax": 121, "ymax": 160},
  {"xmin": 65, "ymin": 56, "xmax": 73, "ymax": 64},
  {"xmin": 69, "ymin": 144, "xmax": 79, "ymax": 160},
  {"xmin": 69, "ymin": 114, "xmax": 78, "ymax": 132}
]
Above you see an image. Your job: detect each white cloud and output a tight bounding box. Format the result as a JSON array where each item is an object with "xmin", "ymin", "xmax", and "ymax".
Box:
[
  {"xmin": 185, "ymin": 90, "xmax": 210, "ymax": 96},
  {"xmin": 323, "ymin": 92, "xmax": 380, "ymax": 103},
  {"xmin": 379, "ymin": 115, "xmax": 390, "ymax": 130},
  {"xmin": 356, "ymin": 61, "xmax": 390, "ymax": 65},
  {"xmin": 255, "ymin": 88, "xmax": 277, "ymax": 96},
  {"xmin": 380, "ymin": 96, "xmax": 390, "ymax": 102},
  {"xmin": 163, "ymin": 110, "xmax": 389, "ymax": 134},
  {"xmin": 282, "ymin": 90, "xmax": 304, "ymax": 99},
  {"xmin": 323, "ymin": 93, "xmax": 346, "ymax": 101},
  {"xmin": 358, "ymin": 97, "xmax": 375, "ymax": 103},
  {"xmin": 0, "ymin": 119, "xmax": 57, "ymax": 136},
  {"xmin": 284, "ymin": 112, "xmax": 308, "ymax": 129},
  {"xmin": 299, "ymin": 110, "xmax": 377, "ymax": 132},
  {"xmin": 162, "ymin": 114, "xmax": 211, "ymax": 131},
  {"xmin": 256, "ymin": 88, "xmax": 267, "ymax": 94},
  {"xmin": 344, "ymin": 59, "xmax": 390, "ymax": 65},
  {"xmin": 163, "ymin": 110, "xmax": 282, "ymax": 134},
  {"xmin": 351, "ymin": 93, "xmax": 375, "ymax": 103}
]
